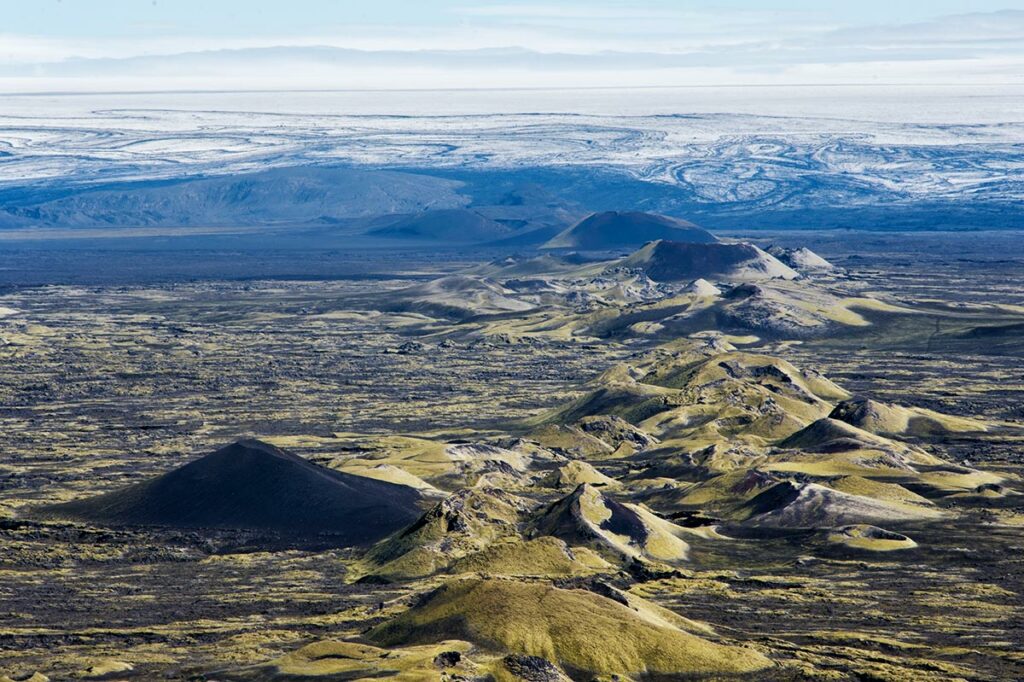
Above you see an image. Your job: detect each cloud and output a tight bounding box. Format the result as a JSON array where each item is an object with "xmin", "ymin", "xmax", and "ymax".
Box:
[
  {"xmin": 0, "ymin": 9, "xmax": 1021, "ymax": 91},
  {"xmin": 829, "ymin": 9, "xmax": 1024, "ymax": 44},
  {"xmin": 453, "ymin": 3, "xmax": 695, "ymax": 20}
]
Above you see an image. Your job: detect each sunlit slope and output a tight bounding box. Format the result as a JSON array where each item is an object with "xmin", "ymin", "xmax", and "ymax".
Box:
[{"xmin": 369, "ymin": 577, "xmax": 772, "ymax": 679}]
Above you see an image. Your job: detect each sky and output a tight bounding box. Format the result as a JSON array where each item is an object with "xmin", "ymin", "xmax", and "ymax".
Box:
[{"xmin": 1, "ymin": 1, "xmax": 1023, "ymax": 91}]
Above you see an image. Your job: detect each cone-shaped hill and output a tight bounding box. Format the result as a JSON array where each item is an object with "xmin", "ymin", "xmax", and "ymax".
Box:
[
  {"xmin": 36, "ymin": 439, "xmax": 423, "ymax": 546},
  {"xmin": 355, "ymin": 487, "xmax": 530, "ymax": 582},
  {"xmin": 533, "ymin": 484, "xmax": 690, "ymax": 563},
  {"xmin": 778, "ymin": 417, "xmax": 920, "ymax": 454},
  {"xmin": 368, "ymin": 577, "xmax": 771, "ymax": 679},
  {"xmin": 621, "ymin": 240, "xmax": 798, "ymax": 282},
  {"xmin": 743, "ymin": 481, "xmax": 941, "ymax": 528},
  {"xmin": 767, "ymin": 245, "xmax": 835, "ymax": 272},
  {"xmin": 829, "ymin": 397, "xmax": 989, "ymax": 437},
  {"xmin": 543, "ymin": 211, "xmax": 717, "ymax": 250}
]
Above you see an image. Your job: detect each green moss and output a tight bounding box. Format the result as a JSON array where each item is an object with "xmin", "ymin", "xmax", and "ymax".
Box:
[
  {"xmin": 450, "ymin": 537, "xmax": 612, "ymax": 577},
  {"xmin": 369, "ymin": 577, "xmax": 772, "ymax": 678}
]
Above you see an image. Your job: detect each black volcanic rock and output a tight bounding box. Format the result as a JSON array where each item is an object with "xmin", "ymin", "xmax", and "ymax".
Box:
[
  {"xmin": 543, "ymin": 211, "xmax": 716, "ymax": 250},
  {"xmin": 36, "ymin": 439, "xmax": 423, "ymax": 545},
  {"xmin": 620, "ymin": 240, "xmax": 798, "ymax": 282}
]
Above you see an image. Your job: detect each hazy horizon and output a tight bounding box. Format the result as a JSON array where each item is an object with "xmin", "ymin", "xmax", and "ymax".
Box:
[{"xmin": 2, "ymin": 1, "xmax": 1023, "ymax": 91}]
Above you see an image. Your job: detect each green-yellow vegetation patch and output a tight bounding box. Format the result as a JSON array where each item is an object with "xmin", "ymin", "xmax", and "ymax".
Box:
[
  {"xmin": 368, "ymin": 577, "xmax": 772, "ymax": 678},
  {"xmin": 828, "ymin": 476, "xmax": 933, "ymax": 506},
  {"xmin": 720, "ymin": 334, "xmax": 761, "ymax": 345},
  {"xmin": 356, "ymin": 545, "xmax": 448, "ymax": 583},
  {"xmin": 268, "ymin": 639, "xmax": 478, "ymax": 679},
  {"xmin": 353, "ymin": 488, "xmax": 530, "ymax": 582},
  {"xmin": 916, "ymin": 468, "xmax": 1005, "ymax": 494},
  {"xmin": 629, "ymin": 320, "xmax": 665, "ymax": 335},
  {"xmin": 477, "ymin": 310, "xmax": 593, "ymax": 342},
  {"xmin": 669, "ymin": 469, "xmax": 769, "ymax": 509},
  {"xmin": 621, "ymin": 350, "xmax": 849, "ymax": 445},
  {"xmin": 527, "ymin": 423, "xmax": 616, "ymax": 458},
  {"xmin": 827, "ymin": 525, "xmax": 918, "ymax": 552},
  {"xmin": 79, "ymin": 659, "xmax": 134, "ymax": 678},
  {"xmin": 260, "ymin": 434, "xmax": 345, "ymax": 450},
  {"xmin": 824, "ymin": 476, "xmax": 944, "ymax": 518},
  {"xmin": 349, "ymin": 463, "xmax": 440, "ymax": 493},
  {"xmin": 761, "ymin": 457, "xmax": 902, "ymax": 479},
  {"xmin": 546, "ymin": 484, "xmax": 690, "ymax": 562},
  {"xmin": 831, "ymin": 398, "xmax": 990, "ymax": 437},
  {"xmin": 542, "ymin": 461, "xmax": 619, "ymax": 489},
  {"xmin": 450, "ymin": 537, "xmax": 613, "ymax": 577},
  {"xmin": 783, "ymin": 293, "xmax": 910, "ymax": 329},
  {"xmin": 335, "ymin": 435, "xmax": 453, "ymax": 483},
  {"xmin": 0, "ymin": 674, "xmax": 49, "ymax": 682}
]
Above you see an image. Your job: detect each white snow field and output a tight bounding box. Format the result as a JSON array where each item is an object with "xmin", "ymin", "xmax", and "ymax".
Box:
[{"xmin": 0, "ymin": 85, "xmax": 1021, "ymax": 224}]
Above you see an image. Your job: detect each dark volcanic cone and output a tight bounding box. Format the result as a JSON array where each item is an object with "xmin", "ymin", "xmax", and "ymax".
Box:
[
  {"xmin": 543, "ymin": 211, "xmax": 717, "ymax": 250},
  {"xmin": 36, "ymin": 439, "xmax": 423, "ymax": 546},
  {"xmin": 620, "ymin": 240, "xmax": 798, "ymax": 282}
]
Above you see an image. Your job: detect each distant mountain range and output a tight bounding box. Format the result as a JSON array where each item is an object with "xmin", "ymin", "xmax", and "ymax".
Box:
[{"xmin": 0, "ymin": 167, "xmax": 470, "ymax": 229}]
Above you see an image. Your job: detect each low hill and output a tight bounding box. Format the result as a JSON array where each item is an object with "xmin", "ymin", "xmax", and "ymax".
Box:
[
  {"xmin": 449, "ymin": 536, "xmax": 613, "ymax": 578},
  {"xmin": 550, "ymin": 345, "xmax": 848, "ymax": 449},
  {"xmin": 366, "ymin": 208, "xmax": 514, "ymax": 243},
  {"xmin": 533, "ymin": 484, "xmax": 690, "ymax": 563},
  {"xmin": 36, "ymin": 439, "xmax": 423, "ymax": 546},
  {"xmin": 829, "ymin": 397, "xmax": 988, "ymax": 437},
  {"xmin": 1, "ymin": 166, "xmax": 467, "ymax": 229},
  {"xmin": 827, "ymin": 524, "xmax": 917, "ymax": 552},
  {"xmin": 621, "ymin": 240, "xmax": 798, "ymax": 282},
  {"xmin": 743, "ymin": 481, "xmax": 940, "ymax": 528},
  {"xmin": 368, "ymin": 578, "xmax": 772, "ymax": 678},
  {"xmin": 356, "ymin": 487, "xmax": 529, "ymax": 582},
  {"xmin": 778, "ymin": 417, "xmax": 910, "ymax": 453},
  {"xmin": 767, "ymin": 245, "xmax": 835, "ymax": 271},
  {"xmin": 543, "ymin": 211, "xmax": 717, "ymax": 250},
  {"xmin": 374, "ymin": 275, "xmax": 535, "ymax": 320}
]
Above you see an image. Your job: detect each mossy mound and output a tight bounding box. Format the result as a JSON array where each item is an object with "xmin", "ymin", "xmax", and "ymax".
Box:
[
  {"xmin": 368, "ymin": 578, "xmax": 772, "ymax": 678},
  {"xmin": 827, "ymin": 525, "xmax": 917, "ymax": 551},
  {"xmin": 450, "ymin": 537, "xmax": 613, "ymax": 577},
  {"xmin": 265, "ymin": 639, "xmax": 477, "ymax": 679},
  {"xmin": 541, "ymin": 461, "xmax": 620, "ymax": 490},
  {"xmin": 527, "ymin": 423, "xmax": 622, "ymax": 459},
  {"xmin": 830, "ymin": 397, "xmax": 989, "ymax": 437},
  {"xmin": 354, "ymin": 463, "xmax": 442, "ymax": 494},
  {"xmin": 827, "ymin": 475, "xmax": 937, "ymax": 509},
  {"xmin": 533, "ymin": 484, "xmax": 690, "ymax": 563},
  {"xmin": 79, "ymin": 660, "xmax": 133, "ymax": 679},
  {"xmin": 355, "ymin": 487, "xmax": 531, "ymax": 582},
  {"xmin": 552, "ymin": 346, "xmax": 849, "ymax": 450},
  {"xmin": 770, "ymin": 418, "xmax": 958, "ymax": 479},
  {"xmin": 443, "ymin": 442, "xmax": 560, "ymax": 489}
]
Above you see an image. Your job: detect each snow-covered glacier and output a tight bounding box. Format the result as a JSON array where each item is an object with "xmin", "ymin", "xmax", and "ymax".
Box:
[{"xmin": 0, "ymin": 86, "xmax": 1021, "ymax": 229}]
